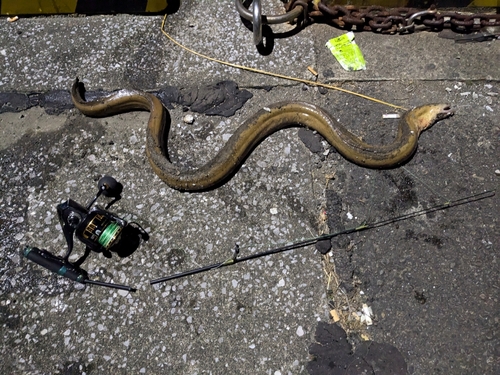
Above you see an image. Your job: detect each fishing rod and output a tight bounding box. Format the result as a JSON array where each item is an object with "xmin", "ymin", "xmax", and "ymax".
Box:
[{"xmin": 150, "ymin": 190, "xmax": 495, "ymax": 285}]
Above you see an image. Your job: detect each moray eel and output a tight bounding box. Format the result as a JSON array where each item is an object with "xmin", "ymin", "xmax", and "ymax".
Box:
[{"xmin": 71, "ymin": 78, "xmax": 453, "ymax": 191}]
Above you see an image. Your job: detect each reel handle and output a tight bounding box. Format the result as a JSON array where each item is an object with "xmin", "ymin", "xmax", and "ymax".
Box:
[
  {"xmin": 86, "ymin": 176, "xmax": 123, "ymax": 210},
  {"xmin": 23, "ymin": 246, "xmax": 88, "ymax": 283},
  {"xmin": 98, "ymin": 175, "xmax": 123, "ymax": 198}
]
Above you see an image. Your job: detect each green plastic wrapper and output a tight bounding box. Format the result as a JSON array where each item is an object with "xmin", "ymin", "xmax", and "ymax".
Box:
[{"xmin": 325, "ymin": 32, "xmax": 366, "ymax": 71}]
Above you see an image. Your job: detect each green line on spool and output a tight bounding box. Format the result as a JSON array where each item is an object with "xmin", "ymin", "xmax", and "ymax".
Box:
[{"xmin": 99, "ymin": 222, "xmax": 121, "ymax": 249}]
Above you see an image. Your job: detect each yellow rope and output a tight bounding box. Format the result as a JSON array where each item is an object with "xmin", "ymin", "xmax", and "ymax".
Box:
[{"xmin": 160, "ymin": 15, "xmax": 408, "ymax": 111}]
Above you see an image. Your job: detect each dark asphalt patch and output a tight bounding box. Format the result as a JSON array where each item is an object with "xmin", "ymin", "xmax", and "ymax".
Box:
[
  {"xmin": 307, "ymin": 322, "xmax": 407, "ymax": 375},
  {"xmin": 0, "ymin": 92, "xmax": 35, "ymax": 113},
  {"xmin": 298, "ymin": 128, "xmax": 325, "ymax": 154},
  {"xmin": 157, "ymin": 80, "xmax": 253, "ymax": 117},
  {"xmin": 0, "ymin": 90, "xmax": 74, "ymax": 115},
  {"xmin": 0, "ymin": 81, "xmax": 253, "ymax": 118},
  {"xmin": 41, "ymin": 90, "xmax": 74, "ymax": 115}
]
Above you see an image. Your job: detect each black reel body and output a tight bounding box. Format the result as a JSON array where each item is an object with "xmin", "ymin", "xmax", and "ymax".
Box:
[
  {"xmin": 58, "ymin": 199, "xmax": 127, "ymax": 257},
  {"xmin": 23, "ymin": 176, "xmax": 148, "ymax": 291}
]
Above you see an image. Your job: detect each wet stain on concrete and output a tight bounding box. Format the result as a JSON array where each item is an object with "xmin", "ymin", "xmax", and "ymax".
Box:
[
  {"xmin": 0, "ymin": 305, "xmax": 20, "ymax": 330},
  {"xmin": 60, "ymin": 361, "xmax": 95, "ymax": 375},
  {"xmin": 307, "ymin": 322, "xmax": 407, "ymax": 375},
  {"xmin": 165, "ymin": 248, "xmax": 187, "ymax": 268},
  {"xmin": 405, "ymin": 229, "xmax": 445, "ymax": 249},
  {"xmin": 382, "ymin": 171, "xmax": 418, "ymax": 213},
  {"xmin": 324, "ymin": 188, "xmax": 350, "ymax": 249}
]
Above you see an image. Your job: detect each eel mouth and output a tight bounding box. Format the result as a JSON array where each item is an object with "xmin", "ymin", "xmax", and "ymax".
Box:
[
  {"xmin": 434, "ymin": 104, "xmax": 454, "ymax": 121},
  {"xmin": 413, "ymin": 104, "xmax": 454, "ymax": 131}
]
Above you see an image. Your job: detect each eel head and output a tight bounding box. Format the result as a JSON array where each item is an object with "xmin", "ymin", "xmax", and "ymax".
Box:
[{"xmin": 409, "ymin": 104, "xmax": 454, "ymax": 133}]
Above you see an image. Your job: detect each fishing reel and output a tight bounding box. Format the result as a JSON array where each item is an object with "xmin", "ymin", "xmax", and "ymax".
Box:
[{"xmin": 23, "ymin": 176, "xmax": 148, "ymax": 291}]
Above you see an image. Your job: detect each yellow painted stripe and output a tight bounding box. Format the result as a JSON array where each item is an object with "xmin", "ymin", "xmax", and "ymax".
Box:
[
  {"xmin": 361, "ymin": 1, "xmax": 408, "ymax": 6},
  {"xmin": 341, "ymin": 0, "xmax": 498, "ymax": 5},
  {"xmin": 1, "ymin": 0, "xmax": 496, "ymax": 16},
  {"xmin": 1, "ymin": 0, "xmax": 169, "ymax": 15},
  {"xmin": 1, "ymin": 0, "xmax": 77, "ymax": 15},
  {"xmin": 332, "ymin": 0, "xmax": 498, "ymax": 5},
  {"xmin": 468, "ymin": 0, "xmax": 500, "ymax": 6},
  {"xmin": 146, "ymin": 0, "xmax": 169, "ymax": 13}
]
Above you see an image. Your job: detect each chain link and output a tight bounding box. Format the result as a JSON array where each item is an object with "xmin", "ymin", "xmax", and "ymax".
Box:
[
  {"xmin": 283, "ymin": 0, "xmax": 500, "ymax": 34},
  {"xmin": 235, "ymin": 0, "xmax": 303, "ymax": 25}
]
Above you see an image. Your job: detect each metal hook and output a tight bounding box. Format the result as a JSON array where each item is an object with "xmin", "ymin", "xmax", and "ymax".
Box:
[
  {"xmin": 235, "ymin": 0, "xmax": 304, "ymax": 47},
  {"xmin": 235, "ymin": 0, "xmax": 303, "ymax": 25},
  {"xmin": 398, "ymin": 9, "xmax": 437, "ymax": 33},
  {"xmin": 252, "ymin": 0, "xmax": 263, "ymax": 45}
]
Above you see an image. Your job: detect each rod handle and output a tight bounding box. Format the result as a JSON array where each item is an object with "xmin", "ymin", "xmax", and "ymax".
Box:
[{"xmin": 23, "ymin": 246, "xmax": 88, "ymax": 283}]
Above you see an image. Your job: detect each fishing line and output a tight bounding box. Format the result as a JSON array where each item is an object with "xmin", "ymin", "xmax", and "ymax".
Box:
[{"xmin": 160, "ymin": 14, "xmax": 407, "ymax": 111}]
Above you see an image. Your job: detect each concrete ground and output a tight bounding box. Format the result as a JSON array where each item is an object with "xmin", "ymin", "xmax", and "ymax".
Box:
[{"xmin": 0, "ymin": 1, "xmax": 498, "ymax": 374}]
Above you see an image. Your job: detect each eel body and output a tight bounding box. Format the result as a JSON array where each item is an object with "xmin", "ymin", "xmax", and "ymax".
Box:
[{"xmin": 71, "ymin": 78, "xmax": 453, "ymax": 191}]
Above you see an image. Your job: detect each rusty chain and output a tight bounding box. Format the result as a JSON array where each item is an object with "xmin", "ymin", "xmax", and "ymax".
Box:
[
  {"xmin": 285, "ymin": 0, "xmax": 500, "ymax": 34},
  {"xmin": 236, "ymin": 0, "xmax": 500, "ymax": 41}
]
